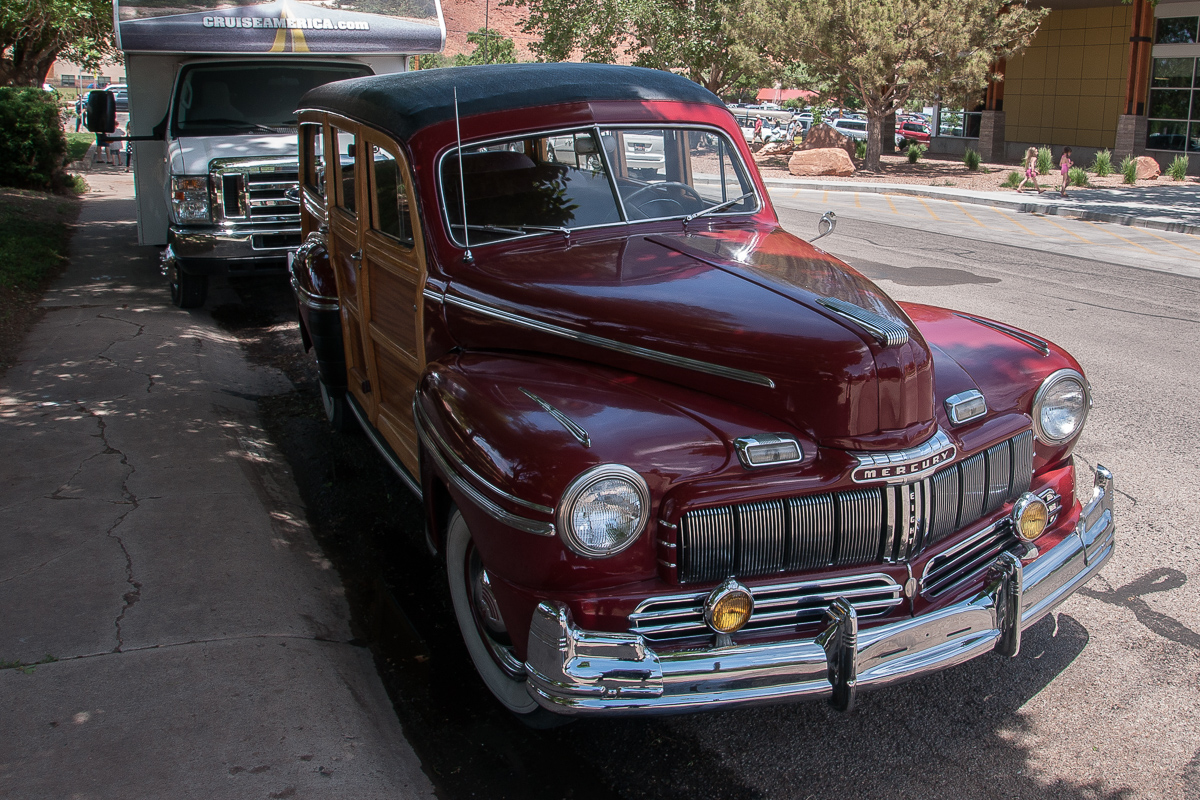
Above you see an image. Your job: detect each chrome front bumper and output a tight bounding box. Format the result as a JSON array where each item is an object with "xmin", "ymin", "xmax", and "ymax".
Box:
[
  {"xmin": 525, "ymin": 465, "xmax": 1115, "ymax": 716},
  {"xmin": 169, "ymin": 224, "xmax": 300, "ymax": 266}
]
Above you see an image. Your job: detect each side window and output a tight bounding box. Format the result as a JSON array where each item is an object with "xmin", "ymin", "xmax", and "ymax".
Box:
[
  {"xmin": 300, "ymin": 122, "xmax": 325, "ymax": 198},
  {"xmin": 333, "ymin": 126, "xmax": 357, "ymax": 214},
  {"xmin": 370, "ymin": 146, "xmax": 414, "ymax": 247}
]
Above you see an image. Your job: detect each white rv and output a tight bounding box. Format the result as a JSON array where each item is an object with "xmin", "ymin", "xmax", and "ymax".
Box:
[{"xmin": 104, "ymin": 0, "xmax": 445, "ymax": 307}]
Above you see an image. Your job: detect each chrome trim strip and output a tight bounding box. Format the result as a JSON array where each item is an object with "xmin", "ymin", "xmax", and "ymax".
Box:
[
  {"xmin": 288, "ymin": 273, "xmax": 339, "ymax": 312},
  {"xmin": 445, "ymin": 294, "xmax": 775, "ymax": 388},
  {"xmin": 817, "ymin": 296, "xmax": 909, "ymax": 347},
  {"xmin": 520, "ymin": 388, "xmax": 591, "ymax": 448},
  {"xmin": 954, "ymin": 313, "xmax": 1051, "ymax": 356},
  {"xmin": 414, "ymin": 401, "xmax": 555, "ymax": 519},
  {"xmin": 422, "ymin": 286, "xmax": 445, "ymax": 304},
  {"xmin": 346, "ymin": 395, "xmax": 422, "ymax": 499}
]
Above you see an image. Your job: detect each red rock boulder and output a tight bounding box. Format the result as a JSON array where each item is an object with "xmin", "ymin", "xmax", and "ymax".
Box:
[
  {"xmin": 1134, "ymin": 156, "xmax": 1161, "ymax": 180},
  {"xmin": 801, "ymin": 125, "xmax": 855, "ymax": 158},
  {"xmin": 788, "ymin": 148, "xmax": 856, "ymax": 177}
]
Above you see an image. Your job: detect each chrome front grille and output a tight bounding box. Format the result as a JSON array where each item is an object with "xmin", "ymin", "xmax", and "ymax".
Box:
[
  {"xmin": 211, "ymin": 158, "xmax": 300, "ymax": 223},
  {"xmin": 921, "ymin": 523, "xmax": 1019, "ymax": 597},
  {"xmin": 629, "ymin": 574, "xmax": 903, "ymax": 642},
  {"xmin": 674, "ymin": 430, "xmax": 1035, "ymax": 584}
]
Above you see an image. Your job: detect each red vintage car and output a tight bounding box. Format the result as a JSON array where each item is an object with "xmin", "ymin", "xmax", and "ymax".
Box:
[{"xmin": 288, "ymin": 63, "xmax": 1113, "ymax": 724}]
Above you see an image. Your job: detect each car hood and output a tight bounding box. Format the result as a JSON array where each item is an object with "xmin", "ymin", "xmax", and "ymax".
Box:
[
  {"xmin": 168, "ymin": 133, "xmax": 298, "ymax": 176},
  {"xmin": 444, "ymin": 226, "xmax": 935, "ymax": 450}
]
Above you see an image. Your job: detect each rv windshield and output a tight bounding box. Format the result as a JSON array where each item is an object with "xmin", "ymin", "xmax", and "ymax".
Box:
[{"xmin": 172, "ymin": 61, "xmax": 371, "ymax": 136}]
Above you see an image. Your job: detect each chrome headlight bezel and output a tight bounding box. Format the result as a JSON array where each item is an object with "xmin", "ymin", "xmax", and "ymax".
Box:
[
  {"xmin": 556, "ymin": 464, "xmax": 649, "ymax": 558},
  {"xmin": 170, "ymin": 175, "xmax": 211, "ymax": 224},
  {"xmin": 1032, "ymin": 368, "xmax": 1091, "ymax": 444}
]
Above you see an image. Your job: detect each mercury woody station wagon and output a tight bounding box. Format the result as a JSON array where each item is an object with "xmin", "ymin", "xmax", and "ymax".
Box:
[{"xmin": 288, "ymin": 64, "xmax": 1114, "ymax": 723}]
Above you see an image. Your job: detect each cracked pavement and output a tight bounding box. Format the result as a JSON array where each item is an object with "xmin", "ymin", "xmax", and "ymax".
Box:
[{"xmin": 0, "ymin": 172, "xmax": 435, "ymax": 799}]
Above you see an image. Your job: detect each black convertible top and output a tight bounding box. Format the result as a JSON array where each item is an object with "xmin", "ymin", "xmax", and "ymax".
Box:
[{"xmin": 298, "ymin": 62, "xmax": 725, "ymax": 141}]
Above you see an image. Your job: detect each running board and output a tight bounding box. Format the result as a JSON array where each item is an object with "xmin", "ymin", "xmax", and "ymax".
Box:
[{"xmin": 346, "ymin": 393, "xmax": 423, "ymax": 500}]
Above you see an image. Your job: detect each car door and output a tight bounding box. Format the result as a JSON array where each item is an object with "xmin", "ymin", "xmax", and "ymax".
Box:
[
  {"xmin": 325, "ymin": 119, "xmax": 376, "ymax": 423},
  {"xmin": 358, "ymin": 129, "xmax": 427, "ymax": 475}
]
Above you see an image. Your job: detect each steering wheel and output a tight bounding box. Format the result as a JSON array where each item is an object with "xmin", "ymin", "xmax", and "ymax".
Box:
[{"xmin": 624, "ymin": 181, "xmax": 706, "ymax": 210}]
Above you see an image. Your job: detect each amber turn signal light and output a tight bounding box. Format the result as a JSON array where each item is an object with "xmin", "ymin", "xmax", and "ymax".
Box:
[
  {"xmin": 704, "ymin": 578, "xmax": 754, "ymax": 634},
  {"xmin": 1012, "ymin": 493, "xmax": 1050, "ymax": 541}
]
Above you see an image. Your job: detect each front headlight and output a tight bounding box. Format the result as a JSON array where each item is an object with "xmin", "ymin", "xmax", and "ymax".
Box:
[
  {"xmin": 556, "ymin": 464, "xmax": 649, "ymax": 558},
  {"xmin": 171, "ymin": 175, "xmax": 210, "ymax": 224},
  {"xmin": 1033, "ymin": 368, "xmax": 1090, "ymax": 444}
]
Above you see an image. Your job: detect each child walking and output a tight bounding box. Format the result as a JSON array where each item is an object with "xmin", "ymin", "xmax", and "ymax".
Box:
[
  {"xmin": 1057, "ymin": 147, "xmax": 1073, "ymax": 197},
  {"xmin": 1015, "ymin": 146, "xmax": 1043, "ymax": 193}
]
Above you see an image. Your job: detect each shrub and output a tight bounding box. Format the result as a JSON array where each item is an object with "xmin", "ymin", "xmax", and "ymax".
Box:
[
  {"xmin": 1167, "ymin": 154, "xmax": 1189, "ymax": 181},
  {"xmin": 963, "ymin": 148, "xmax": 981, "ymax": 171},
  {"xmin": 64, "ymin": 132, "xmax": 94, "ymax": 163},
  {"xmin": 1091, "ymin": 149, "xmax": 1112, "ymax": 177},
  {"xmin": 1002, "ymin": 170, "xmax": 1021, "ymax": 188},
  {"xmin": 854, "ymin": 139, "xmax": 866, "ymax": 160},
  {"xmin": 906, "ymin": 142, "xmax": 926, "ymax": 163},
  {"xmin": 1068, "ymin": 166, "xmax": 1089, "ymax": 187},
  {"xmin": 1120, "ymin": 154, "xmax": 1137, "ymax": 184},
  {"xmin": 1036, "ymin": 146, "xmax": 1053, "ymax": 175},
  {"xmin": 0, "ymin": 88, "xmax": 70, "ymax": 191}
]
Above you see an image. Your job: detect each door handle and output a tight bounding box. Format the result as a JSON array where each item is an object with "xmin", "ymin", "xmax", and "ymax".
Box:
[{"xmin": 350, "ymin": 249, "xmax": 362, "ymax": 268}]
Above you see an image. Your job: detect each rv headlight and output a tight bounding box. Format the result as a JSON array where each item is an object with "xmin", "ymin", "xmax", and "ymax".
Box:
[
  {"xmin": 557, "ymin": 464, "xmax": 649, "ymax": 558},
  {"xmin": 171, "ymin": 175, "xmax": 210, "ymax": 224},
  {"xmin": 1033, "ymin": 369, "xmax": 1090, "ymax": 444}
]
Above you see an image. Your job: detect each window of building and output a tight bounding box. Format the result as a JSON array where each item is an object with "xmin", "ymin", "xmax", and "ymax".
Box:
[
  {"xmin": 60, "ymin": 75, "xmax": 74, "ymax": 87},
  {"xmin": 936, "ymin": 108, "xmax": 982, "ymax": 138},
  {"xmin": 1147, "ymin": 57, "xmax": 1198, "ymax": 152},
  {"xmin": 1156, "ymin": 17, "xmax": 1199, "ymax": 45}
]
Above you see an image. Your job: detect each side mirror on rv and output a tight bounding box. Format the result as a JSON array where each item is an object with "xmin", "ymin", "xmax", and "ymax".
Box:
[{"xmin": 85, "ymin": 90, "xmax": 117, "ymax": 135}]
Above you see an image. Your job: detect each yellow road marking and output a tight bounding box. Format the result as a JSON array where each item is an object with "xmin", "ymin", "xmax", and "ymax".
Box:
[
  {"xmin": 1040, "ymin": 216, "xmax": 1092, "ymax": 244},
  {"xmin": 1084, "ymin": 220, "xmax": 1157, "ymax": 254},
  {"xmin": 822, "ymin": 190, "xmax": 828, "ymax": 204},
  {"xmin": 884, "ymin": 194, "xmax": 901, "ymax": 215},
  {"xmin": 949, "ymin": 200, "xmax": 988, "ymax": 228},
  {"xmin": 917, "ymin": 198, "xmax": 940, "ymax": 221},
  {"xmin": 854, "ymin": 193, "xmax": 862, "ymax": 208},
  {"xmin": 1136, "ymin": 226, "xmax": 1200, "ymax": 257},
  {"xmin": 989, "ymin": 206, "xmax": 1044, "ymax": 238}
]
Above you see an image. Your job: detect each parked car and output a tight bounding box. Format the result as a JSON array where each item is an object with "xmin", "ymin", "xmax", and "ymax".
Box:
[
  {"xmin": 829, "ymin": 117, "xmax": 868, "ymax": 140},
  {"xmin": 106, "ymin": 83, "xmax": 128, "ymax": 113},
  {"xmin": 289, "ymin": 63, "xmax": 1114, "ymax": 724},
  {"xmin": 898, "ymin": 120, "xmax": 931, "ymax": 146}
]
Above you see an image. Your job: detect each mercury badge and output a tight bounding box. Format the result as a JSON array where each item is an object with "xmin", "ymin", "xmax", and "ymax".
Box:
[{"xmin": 850, "ymin": 429, "xmax": 957, "ymax": 484}]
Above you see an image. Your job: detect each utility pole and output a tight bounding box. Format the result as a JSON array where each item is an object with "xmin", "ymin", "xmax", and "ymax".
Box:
[{"xmin": 483, "ymin": 0, "xmax": 490, "ymax": 64}]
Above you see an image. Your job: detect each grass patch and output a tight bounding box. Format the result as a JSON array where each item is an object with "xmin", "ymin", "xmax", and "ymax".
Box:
[
  {"xmin": 963, "ymin": 148, "xmax": 981, "ymax": 171},
  {"xmin": 0, "ymin": 189, "xmax": 80, "ymax": 375},
  {"xmin": 1001, "ymin": 170, "xmax": 1021, "ymax": 188},
  {"xmin": 1068, "ymin": 166, "xmax": 1090, "ymax": 187},
  {"xmin": 906, "ymin": 142, "xmax": 926, "ymax": 163},
  {"xmin": 64, "ymin": 132, "xmax": 94, "ymax": 163},
  {"xmin": 1091, "ymin": 149, "xmax": 1112, "ymax": 177},
  {"xmin": 1167, "ymin": 154, "xmax": 1189, "ymax": 181},
  {"xmin": 1036, "ymin": 146, "xmax": 1053, "ymax": 175},
  {"xmin": 1120, "ymin": 154, "xmax": 1137, "ymax": 184}
]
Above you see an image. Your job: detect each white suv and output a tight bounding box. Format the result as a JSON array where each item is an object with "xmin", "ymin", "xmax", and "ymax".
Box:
[{"xmin": 828, "ymin": 118, "xmax": 867, "ymax": 140}]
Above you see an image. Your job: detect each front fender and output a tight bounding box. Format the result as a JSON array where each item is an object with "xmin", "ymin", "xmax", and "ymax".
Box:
[
  {"xmin": 288, "ymin": 231, "xmax": 345, "ymax": 390},
  {"xmin": 417, "ymin": 351, "xmax": 742, "ymax": 594}
]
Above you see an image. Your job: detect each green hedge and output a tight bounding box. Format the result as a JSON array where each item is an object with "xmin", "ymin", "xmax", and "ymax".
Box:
[{"xmin": 0, "ymin": 88, "xmax": 69, "ymax": 191}]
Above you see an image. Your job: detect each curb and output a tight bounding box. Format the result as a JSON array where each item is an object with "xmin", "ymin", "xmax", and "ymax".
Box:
[{"xmin": 761, "ymin": 178, "xmax": 1200, "ymax": 236}]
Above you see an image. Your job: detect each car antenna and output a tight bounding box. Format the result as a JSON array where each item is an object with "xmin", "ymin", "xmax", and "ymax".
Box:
[{"xmin": 454, "ymin": 87, "xmax": 473, "ymax": 264}]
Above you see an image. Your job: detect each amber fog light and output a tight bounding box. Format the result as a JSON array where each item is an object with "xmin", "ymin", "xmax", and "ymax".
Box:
[
  {"xmin": 704, "ymin": 578, "xmax": 754, "ymax": 634},
  {"xmin": 1012, "ymin": 492, "xmax": 1050, "ymax": 541}
]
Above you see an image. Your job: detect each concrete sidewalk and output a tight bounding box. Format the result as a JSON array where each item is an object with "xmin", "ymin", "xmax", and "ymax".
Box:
[
  {"xmin": 0, "ymin": 172, "xmax": 435, "ymax": 797},
  {"xmin": 761, "ymin": 176, "xmax": 1200, "ymax": 235}
]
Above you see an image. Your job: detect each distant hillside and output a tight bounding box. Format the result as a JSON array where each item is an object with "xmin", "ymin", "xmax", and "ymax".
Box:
[{"xmin": 441, "ymin": 0, "xmax": 537, "ymax": 61}]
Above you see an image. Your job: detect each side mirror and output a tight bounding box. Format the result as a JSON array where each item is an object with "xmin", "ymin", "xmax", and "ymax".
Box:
[
  {"xmin": 85, "ymin": 90, "xmax": 116, "ymax": 134},
  {"xmin": 574, "ymin": 136, "xmax": 598, "ymax": 156},
  {"xmin": 810, "ymin": 210, "xmax": 837, "ymax": 243}
]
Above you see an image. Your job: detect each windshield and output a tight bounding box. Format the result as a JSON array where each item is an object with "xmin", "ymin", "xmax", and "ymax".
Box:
[
  {"xmin": 441, "ymin": 126, "xmax": 758, "ymax": 247},
  {"xmin": 172, "ymin": 61, "xmax": 371, "ymax": 136}
]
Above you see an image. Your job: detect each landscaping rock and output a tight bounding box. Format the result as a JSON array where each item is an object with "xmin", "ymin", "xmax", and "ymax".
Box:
[
  {"xmin": 800, "ymin": 125, "xmax": 855, "ymax": 158},
  {"xmin": 753, "ymin": 141, "xmax": 795, "ymax": 162},
  {"xmin": 1135, "ymin": 156, "xmax": 1161, "ymax": 180},
  {"xmin": 788, "ymin": 148, "xmax": 856, "ymax": 177}
]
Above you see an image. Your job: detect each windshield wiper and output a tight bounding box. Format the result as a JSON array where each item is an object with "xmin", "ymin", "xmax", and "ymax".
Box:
[
  {"xmin": 685, "ymin": 192, "xmax": 755, "ymax": 223},
  {"xmin": 453, "ymin": 223, "xmax": 571, "ymax": 238}
]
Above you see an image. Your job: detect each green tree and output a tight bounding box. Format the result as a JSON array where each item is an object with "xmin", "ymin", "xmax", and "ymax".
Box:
[
  {"xmin": 454, "ymin": 28, "xmax": 519, "ymax": 66},
  {"xmin": 505, "ymin": 0, "xmax": 767, "ymax": 96},
  {"xmin": 749, "ymin": 0, "xmax": 1046, "ymax": 170},
  {"xmin": 1, "ymin": 0, "xmax": 116, "ymax": 87}
]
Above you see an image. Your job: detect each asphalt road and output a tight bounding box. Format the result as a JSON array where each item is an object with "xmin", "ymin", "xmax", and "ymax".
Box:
[{"xmin": 222, "ymin": 196, "xmax": 1200, "ymax": 800}]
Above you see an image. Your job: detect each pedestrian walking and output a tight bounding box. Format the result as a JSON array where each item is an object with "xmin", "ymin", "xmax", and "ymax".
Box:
[
  {"xmin": 1057, "ymin": 146, "xmax": 1073, "ymax": 197},
  {"xmin": 74, "ymin": 96, "xmax": 83, "ymax": 132},
  {"xmin": 109, "ymin": 126, "xmax": 125, "ymax": 165},
  {"xmin": 1015, "ymin": 146, "xmax": 1043, "ymax": 193}
]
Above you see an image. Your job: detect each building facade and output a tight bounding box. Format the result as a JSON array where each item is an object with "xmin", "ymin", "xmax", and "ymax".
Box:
[{"xmin": 932, "ymin": 0, "xmax": 1199, "ymax": 174}]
